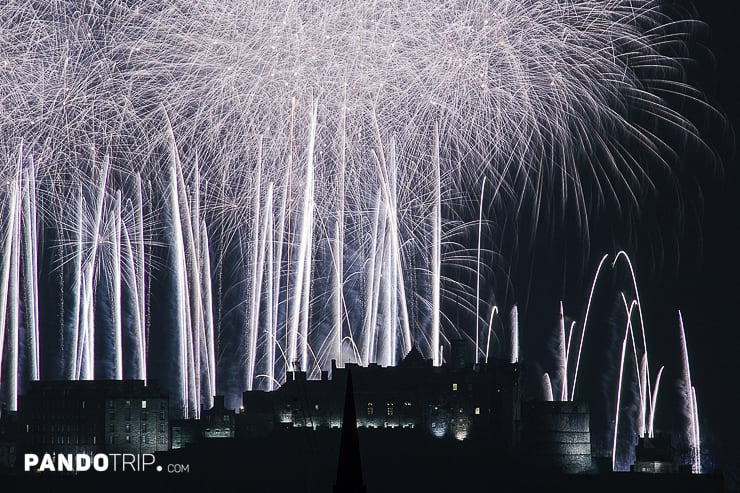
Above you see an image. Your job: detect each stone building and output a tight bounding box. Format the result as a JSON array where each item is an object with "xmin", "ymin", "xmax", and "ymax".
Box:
[
  {"xmin": 18, "ymin": 380, "xmax": 168, "ymax": 458},
  {"xmin": 239, "ymin": 347, "xmax": 522, "ymax": 447},
  {"xmin": 520, "ymin": 400, "xmax": 595, "ymax": 473}
]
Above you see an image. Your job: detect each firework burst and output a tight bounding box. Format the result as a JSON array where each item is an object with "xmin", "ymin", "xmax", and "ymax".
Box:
[{"xmin": 0, "ymin": 0, "xmax": 714, "ymax": 415}]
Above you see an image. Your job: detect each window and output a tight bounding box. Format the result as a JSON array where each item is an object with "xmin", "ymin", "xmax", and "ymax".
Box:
[
  {"xmin": 452, "ymin": 383, "xmax": 458, "ymax": 391},
  {"xmin": 367, "ymin": 403, "xmax": 374, "ymax": 416},
  {"xmin": 159, "ymin": 411, "xmax": 165, "ymax": 420},
  {"xmin": 125, "ymin": 400, "xmax": 131, "ymax": 408},
  {"xmin": 110, "ymin": 436, "xmax": 115, "ymax": 445},
  {"xmin": 109, "ymin": 423, "xmax": 115, "ymax": 432},
  {"xmin": 159, "ymin": 423, "xmax": 165, "ymax": 433},
  {"xmin": 125, "ymin": 435, "xmax": 131, "ymax": 443},
  {"xmin": 141, "ymin": 400, "xmax": 147, "ymax": 409},
  {"xmin": 474, "ymin": 407, "xmax": 480, "ymax": 415},
  {"xmin": 158, "ymin": 435, "xmax": 166, "ymax": 445},
  {"xmin": 386, "ymin": 404, "xmax": 394, "ymax": 416},
  {"xmin": 108, "ymin": 401, "xmax": 114, "ymax": 409},
  {"xmin": 141, "ymin": 423, "xmax": 148, "ymax": 433},
  {"xmin": 109, "ymin": 412, "xmax": 115, "ymax": 421},
  {"xmin": 125, "ymin": 423, "xmax": 131, "ymax": 433},
  {"xmin": 141, "ymin": 412, "xmax": 148, "ymax": 421}
]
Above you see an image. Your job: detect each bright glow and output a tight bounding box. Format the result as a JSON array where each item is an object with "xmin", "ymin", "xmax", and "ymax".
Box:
[{"xmin": 0, "ymin": 1, "xmax": 712, "ymax": 416}]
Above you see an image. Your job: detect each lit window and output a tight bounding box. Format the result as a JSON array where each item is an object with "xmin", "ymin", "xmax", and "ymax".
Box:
[
  {"xmin": 452, "ymin": 383, "xmax": 457, "ymax": 391},
  {"xmin": 387, "ymin": 404, "xmax": 394, "ymax": 416},
  {"xmin": 141, "ymin": 400, "xmax": 147, "ymax": 409},
  {"xmin": 125, "ymin": 400, "xmax": 131, "ymax": 408},
  {"xmin": 126, "ymin": 435, "xmax": 131, "ymax": 443},
  {"xmin": 474, "ymin": 407, "xmax": 480, "ymax": 415},
  {"xmin": 367, "ymin": 405, "xmax": 374, "ymax": 416}
]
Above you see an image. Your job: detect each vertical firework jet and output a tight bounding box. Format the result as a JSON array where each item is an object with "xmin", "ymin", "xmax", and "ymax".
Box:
[{"xmin": 0, "ymin": 1, "xmax": 716, "ymax": 418}]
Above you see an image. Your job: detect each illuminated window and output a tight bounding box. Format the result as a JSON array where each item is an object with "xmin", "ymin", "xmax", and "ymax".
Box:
[
  {"xmin": 141, "ymin": 400, "xmax": 147, "ymax": 409},
  {"xmin": 125, "ymin": 423, "xmax": 131, "ymax": 432},
  {"xmin": 367, "ymin": 404, "xmax": 374, "ymax": 416},
  {"xmin": 386, "ymin": 404, "xmax": 394, "ymax": 416},
  {"xmin": 452, "ymin": 383, "xmax": 457, "ymax": 391},
  {"xmin": 125, "ymin": 435, "xmax": 131, "ymax": 443},
  {"xmin": 125, "ymin": 400, "xmax": 131, "ymax": 408},
  {"xmin": 474, "ymin": 407, "xmax": 480, "ymax": 415}
]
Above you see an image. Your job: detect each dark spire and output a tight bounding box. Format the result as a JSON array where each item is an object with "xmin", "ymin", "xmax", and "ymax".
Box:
[{"xmin": 333, "ymin": 369, "xmax": 366, "ymax": 493}]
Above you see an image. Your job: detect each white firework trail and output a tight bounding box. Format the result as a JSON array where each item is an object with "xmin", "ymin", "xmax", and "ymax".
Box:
[{"xmin": 0, "ymin": 0, "xmax": 714, "ymax": 415}]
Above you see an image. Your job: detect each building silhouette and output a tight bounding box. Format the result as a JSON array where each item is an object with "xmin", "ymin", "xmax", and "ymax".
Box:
[
  {"xmin": 240, "ymin": 347, "xmax": 522, "ymax": 449},
  {"xmin": 18, "ymin": 380, "xmax": 168, "ymax": 458}
]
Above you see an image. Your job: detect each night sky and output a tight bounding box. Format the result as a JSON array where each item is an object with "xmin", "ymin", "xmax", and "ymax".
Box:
[
  {"xmin": 682, "ymin": 1, "xmax": 740, "ymax": 472},
  {"xmin": 472, "ymin": 0, "xmax": 740, "ymax": 472},
  {"xmin": 1, "ymin": 0, "xmax": 737, "ymax": 477},
  {"xmin": 518, "ymin": 0, "xmax": 740, "ymax": 472}
]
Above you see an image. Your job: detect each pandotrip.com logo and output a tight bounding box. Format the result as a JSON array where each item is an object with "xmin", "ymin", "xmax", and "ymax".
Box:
[{"xmin": 24, "ymin": 453, "xmax": 190, "ymax": 473}]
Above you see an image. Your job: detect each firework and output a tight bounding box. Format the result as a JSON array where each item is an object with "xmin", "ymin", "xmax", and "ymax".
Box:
[{"xmin": 0, "ymin": 1, "xmax": 711, "ymax": 416}]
